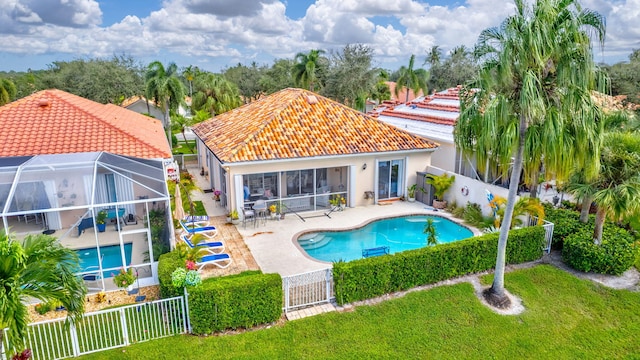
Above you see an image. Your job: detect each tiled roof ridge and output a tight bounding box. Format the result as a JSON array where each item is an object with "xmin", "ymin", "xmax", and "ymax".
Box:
[
  {"xmin": 379, "ymin": 109, "xmax": 456, "ymax": 125},
  {"xmin": 46, "ymin": 91, "xmax": 169, "ymax": 157}
]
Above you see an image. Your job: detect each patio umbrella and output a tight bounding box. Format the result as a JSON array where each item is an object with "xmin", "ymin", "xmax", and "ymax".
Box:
[{"xmin": 173, "ymin": 184, "xmax": 186, "ymax": 222}]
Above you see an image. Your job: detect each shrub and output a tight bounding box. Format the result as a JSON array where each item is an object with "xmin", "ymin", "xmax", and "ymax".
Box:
[
  {"xmin": 34, "ymin": 302, "xmax": 51, "ymax": 315},
  {"xmin": 543, "ymin": 205, "xmax": 592, "ymax": 249},
  {"xmin": 158, "ymin": 251, "xmax": 185, "ymax": 298},
  {"xmin": 188, "ymin": 271, "xmax": 282, "ymax": 334},
  {"xmin": 562, "ymin": 226, "xmax": 638, "ymax": 275},
  {"xmin": 333, "ymin": 226, "xmax": 545, "ymax": 305}
]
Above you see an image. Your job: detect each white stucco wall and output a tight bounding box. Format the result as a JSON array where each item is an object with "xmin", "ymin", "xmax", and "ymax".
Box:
[{"xmin": 196, "ymin": 138, "xmax": 434, "ymax": 214}]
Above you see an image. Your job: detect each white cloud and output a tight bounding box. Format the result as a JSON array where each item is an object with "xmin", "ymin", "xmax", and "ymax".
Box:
[{"xmin": 0, "ymin": 0, "xmax": 637, "ymax": 72}]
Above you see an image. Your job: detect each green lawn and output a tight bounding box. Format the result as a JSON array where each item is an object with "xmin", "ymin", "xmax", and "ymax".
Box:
[{"xmin": 81, "ymin": 265, "xmax": 640, "ymax": 359}]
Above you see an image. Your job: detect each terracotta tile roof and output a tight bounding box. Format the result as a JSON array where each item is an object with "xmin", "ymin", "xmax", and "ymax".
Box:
[
  {"xmin": 385, "ymin": 81, "xmax": 425, "ymax": 102},
  {"xmin": 192, "ymin": 88, "xmax": 438, "ymax": 163},
  {"xmin": 0, "ymin": 89, "xmax": 171, "ymax": 159},
  {"xmin": 369, "ymin": 86, "xmax": 462, "ymax": 127}
]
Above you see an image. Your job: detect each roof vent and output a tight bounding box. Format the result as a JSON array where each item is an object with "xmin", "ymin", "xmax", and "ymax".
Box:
[
  {"xmin": 306, "ymin": 95, "xmax": 318, "ymax": 104},
  {"xmin": 38, "ymin": 99, "xmax": 51, "ymax": 107}
]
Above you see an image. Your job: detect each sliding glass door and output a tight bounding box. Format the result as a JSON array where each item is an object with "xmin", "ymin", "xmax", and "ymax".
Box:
[{"xmin": 378, "ymin": 160, "xmax": 403, "ymax": 199}]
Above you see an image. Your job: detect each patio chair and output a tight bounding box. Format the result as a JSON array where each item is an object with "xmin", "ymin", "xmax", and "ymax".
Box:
[
  {"xmin": 241, "ymin": 207, "xmax": 256, "ymax": 228},
  {"xmin": 196, "ymin": 252, "xmax": 232, "ymax": 270},
  {"xmin": 182, "ymin": 215, "xmax": 210, "ymax": 227},
  {"xmin": 180, "ymin": 234, "xmax": 225, "ymax": 255},
  {"xmin": 81, "ymin": 266, "xmax": 103, "ymax": 292},
  {"xmin": 179, "ymin": 220, "xmax": 218, "ymax": 239}
]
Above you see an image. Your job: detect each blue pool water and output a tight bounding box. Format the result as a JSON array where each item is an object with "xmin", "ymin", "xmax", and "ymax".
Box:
[
  {"xmin": 76, "ymin": 243, "xmax": 133, "ymax": 273},
  {"xmin": 298, "ymin": 215, "xmax": 473, "ymax": 263}
]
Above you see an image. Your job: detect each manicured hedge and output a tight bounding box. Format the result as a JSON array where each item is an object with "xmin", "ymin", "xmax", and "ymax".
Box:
[
  {"xmin": 333, "ymin": 226, "xmax": 545, "ymax": 305},
  {"xmin": 158, "ymin": 251, "xmax": 185, "ymax": 298},
  {"xmin": 188, "ymin": 271, "xmax": 282, "ymax": 334},
  {"xmin": 563, "ymin": 225, "xmax": 638, "ymax": 275},
  {"xmin": 542, "ymin": 205, "xmax": 592, "ymax": 248}
]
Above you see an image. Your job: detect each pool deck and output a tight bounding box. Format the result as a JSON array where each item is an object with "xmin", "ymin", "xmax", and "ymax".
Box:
[{"xmin": 236, "ymin": 202, "xmax": 479, "ymax": 277}]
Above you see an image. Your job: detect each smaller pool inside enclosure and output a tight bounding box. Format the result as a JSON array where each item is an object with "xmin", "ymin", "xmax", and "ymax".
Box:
[{"xmin": 297, "ymin": 215, "xmax": 474, "ymax": 263}]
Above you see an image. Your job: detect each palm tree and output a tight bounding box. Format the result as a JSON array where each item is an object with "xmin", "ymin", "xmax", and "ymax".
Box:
[
  {"xmin": 293, "ymin": 49, "xmax": 326, "ymax": 91},
  {"xmin": 569, "ymin": 132, "xmax": 640, "ymax": 243},
  {"xmin": 192, "ymin": 73, "xmax": 242, "ymax": 116},
  {"xmin": 171, "ymin": 113, "xmax": 195, "ymax": 154},
  {"xmin": 395, "ymin": 55, "xmax": 429, "ymax": 102},
  {"xmin": 0, "ymin": 77, "xmax": 17, "ymax": 106},
  {"xmin": 425, "ymin": 46, "xmax": 441, "ymax": 68},
  {"xmin": 0, "ymin": 232, "xmax": 86, "ymax": 355},
  {"xmin": 145, "ymin": 61, "xmax": 186, "ymax": 147},
  {"xmin": 182, "ymin": 65, "xmax": 197, "ymax": 98},
  {"xmin": 456, "ymin": 0, "xmax": 606, "ymax": 308}
]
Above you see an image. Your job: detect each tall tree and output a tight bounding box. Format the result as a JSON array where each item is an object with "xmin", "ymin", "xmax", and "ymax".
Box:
[
  {"xmin": 192, "ymin": 72, "xmax": 242, "ymax": 116},
  {"xmin": 425, "ymin": 45, "xmax": 442, "ymax": 68},
  {"xmin": 0, "ymin": 77, "xmax": 16, "ymax": 105},
  {"xmin": 182, "ymin": 65, "xmax": 198, "ymax": 99},
  {"xmin": 456, "ymin": 0, "xmax": 606, "ymax": 308},
  {"xmin": 293, "ymin": 49, "xmax": 328, "ymax": 91},
  {"xmin": 223, "ymin": 62, "xmax": 265, "ymax": 103},
  {"xmin": 395, "ymin": 54, "xmax": 429, "ymax": 102},
  {"xmin": 145, "ymin": 61, "xmax": 186, "ymax": 147},
  {"xmin": 428, "ymin": 45, "xmax": 477, "ymax": 92},
  {"xmin": 322, "ymin": 44, "xmax": 378, "ymax": 109},
  {"xmin": 171, "ymin": 113, "xmax": 195, "ymax": 153},
  {"xmin": 0, "ymin": 232, "xmax": 86, "ymax": 355},
  {"xmin": 259, "ymin": 58, "xmax": 295, "ymax": 95}
]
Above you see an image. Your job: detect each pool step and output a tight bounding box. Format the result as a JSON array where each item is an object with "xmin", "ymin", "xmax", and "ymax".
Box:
[{"xmin": 298, "ymin": 234, "xmax": 331, "ymax": 250}]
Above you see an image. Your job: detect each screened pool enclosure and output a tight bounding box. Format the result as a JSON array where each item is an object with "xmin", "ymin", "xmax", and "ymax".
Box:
[{"xmin": 0, "ymin": 152, "xmax": 172, "ymax": 290}]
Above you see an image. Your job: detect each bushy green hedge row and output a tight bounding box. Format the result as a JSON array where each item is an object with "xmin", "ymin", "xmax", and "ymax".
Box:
[
  {"xmin": 542, "ymin": 205, "xmax": 592, "ymax": 248},
  {"xmin": 158, "ymin": 251, "xmax": 185, "ymax": 298},
  {"xmin": 333, "ymin": 226, "xmax": 545, "ymax": 305},
  {"xmin": 563, "ymin": 226, "xmax": 638, "ymax": 275},
  {"xmin": 188, "ymin": 271, "xmax": 282, "ymax": 334}
]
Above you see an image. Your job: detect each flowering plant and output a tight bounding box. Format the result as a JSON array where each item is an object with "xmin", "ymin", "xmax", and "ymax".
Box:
[
  {"xmin": 213, "ymin": 189, "xmax": 221, "ymax": 196},
  {"xmin": 269, "ymin": 204, "xmax": 277, "ymax": 213},
  {"xmin": 113, "ymin": 267, "xmax": 136, "ymax": 288},
  {"xmin": 185, "ymin": 260, "xmax": 197, "ymax": 271},
  {"xmin": 171, "ymin": 267, "xmax": 202, "ymax": 288},
  {"xmin": 340, "ymin": 196, "xmax": 346, "ymax": 205}
]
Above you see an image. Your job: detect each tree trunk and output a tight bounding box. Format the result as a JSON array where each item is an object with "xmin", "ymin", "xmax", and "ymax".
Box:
[
  {"xmin": 593, "ymin": 206, "xmax": 606, "ymax": 245},
  {"xmin": 579, "ymin": 195, "xmax": 592, "ymax": 223},
  {"xmin": 182, "ymin": 130, "xmax": 195, "ymax": 153},
  {"xmin": 164, "ymin": 100, "xmax": 172, "ymax": 149},
  {"xmin": 485, "ymin": 118, "xmax": 527, "ymax": 309},
  {"xmin": 529, "ymin": 167, "xmax": 540, "ymax": 199}
]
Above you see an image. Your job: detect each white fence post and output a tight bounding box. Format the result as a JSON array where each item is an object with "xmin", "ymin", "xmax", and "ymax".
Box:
[
  {"xmin": 325, "ymin": 269, "xmax": 331, "ymax": 303},
  {"xmin": 283, "ymin": 277, "xmax": 290, "ymax": 313},
  {"xmin": 119, "ymin": 308, "xmax": 129, "ymax": 346},
  {"xmin": 183, "ymin": 287, "xmax": 191, "ymax": 334}
]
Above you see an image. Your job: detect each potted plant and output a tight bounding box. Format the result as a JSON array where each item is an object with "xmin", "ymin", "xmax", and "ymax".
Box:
[
  {"xmin": 228, "ymin": 209, "xmax": 240, "ymax": 225},
  {"xmin": 96, "ymin": 210, "xmax": 107, "ymax": 232},
  {"xmin": 407, "ymin": 184, "xmax": 417, "ymax": 202},
  {"xmin": 426, "ymin": 173, "xmax": 455, "ymax": 209},
  {"xmin": 269, "ymin": 203, "xmax": 278, "ymax": 219},
  {"xmin": 213, "ymin": 189, "xmax": 221, "ymax": 201},
  {"xmin": 113, "ymin": 267, "xmax": 136, "ymax": 292}
]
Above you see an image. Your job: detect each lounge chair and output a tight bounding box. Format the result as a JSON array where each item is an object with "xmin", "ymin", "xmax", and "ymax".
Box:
[
  {"xmin": 179, "ymin": 220, "xmax": 218, "ymax": 238},
  {"xmin": 196, "ymin": 253, "xmax": 232, "ymax": 270},
  {"xmin": 180, "ymin": 234, "xmax": 225, "ymax": 254},
  {"xmin": 182, "ymin": 215, "xmax": 211, "ymax": 227}
]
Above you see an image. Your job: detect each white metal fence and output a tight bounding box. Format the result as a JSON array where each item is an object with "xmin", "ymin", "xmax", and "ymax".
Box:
[
  {"xmin": 527, "ymin": 216, "xmax": 555, "ymax": 253},
  {"xmin": 2, "ymin": 296, "xmax": 188, "ymax": 360},
  {"xmin": 282, "ymin": 268, "xmax": 334, "ymax": 312}
]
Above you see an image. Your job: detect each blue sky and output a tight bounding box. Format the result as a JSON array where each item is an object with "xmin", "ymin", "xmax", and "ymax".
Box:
[{"xmin": 0, "ymin": 0, "xmax": 637, "ymax": 73}]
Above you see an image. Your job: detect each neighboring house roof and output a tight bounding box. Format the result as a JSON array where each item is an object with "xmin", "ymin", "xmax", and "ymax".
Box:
[
  {"xmin": 0, "ymin": 89, "xmax": 171, "ymax": 159},
  {"xmin": 370, "ymin": 86, "xmax": 461, "ymax": 144},
  {"xmin": 385, "ymin": 81, "xmax": 425, "ymax": 102},
  {"xmin": 193, "ymin": 88, "xmax": 438, "ymax": 163}
]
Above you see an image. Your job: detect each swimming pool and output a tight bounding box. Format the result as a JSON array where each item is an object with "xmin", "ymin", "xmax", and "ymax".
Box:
[
  {"xmin": 297, "ymin": 215, "xmax": 473, "ymax": 263},
  {"xmin": 76, "ymin": 243, "xmax": 133, "ymax": 274}
]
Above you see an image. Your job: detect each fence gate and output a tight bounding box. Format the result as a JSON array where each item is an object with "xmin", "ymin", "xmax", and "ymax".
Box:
[
  {"xmin": 282, "ymin": 268, "xmax": 334, "ymax": 312},
  {"xmin": 2, "ymin": 296, "xmax": 188, "ymax": 360}
]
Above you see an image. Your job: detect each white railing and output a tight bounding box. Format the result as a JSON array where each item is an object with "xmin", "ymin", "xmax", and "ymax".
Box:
[
  {"xmin": 2, "ymin": 296, "xmax": 187, "ymax": 360},
  {"xmin": 173, "ymin": 154, "xmax": 198, "ymax": 169},
  {"xmin": 527, "ymin": 216, "xmax": 555, "ymax": 253},
  {"xmin": 282, "ymin": 268, "xmax": 334, "ymax": 312}
]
